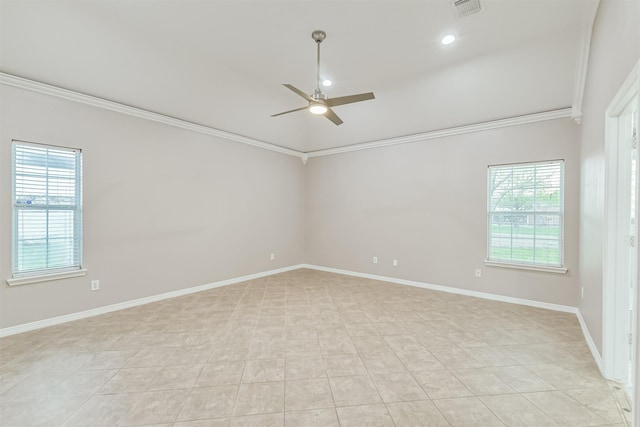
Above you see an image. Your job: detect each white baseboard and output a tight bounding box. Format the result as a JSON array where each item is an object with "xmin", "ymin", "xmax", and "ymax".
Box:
[
  {"xmin": 576, "ymin": 310, "xmax": 605, "ymax": 376},
  {"xmin": 302, "ymin": 264, "xmax": 612, "ymax": 378},
  {"xmin": 2, "ymin": 260, "xmax": 600, "ymax": 379},
  {"xmin": 302, "ymin": 264, "xmax": 578, "ymax": 313},
  {"xmin": 0, "ymin": 264, "xmax": 305, "ymax": 338}
]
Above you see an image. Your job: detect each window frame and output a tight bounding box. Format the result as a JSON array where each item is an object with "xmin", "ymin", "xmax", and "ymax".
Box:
[
  {"xmin": 7, "ymin": 140, "xmax": 86, "ymax": 286},
  {"xmin": 485, "ymin": 159, "xmax": 567, "ymax": 274}
]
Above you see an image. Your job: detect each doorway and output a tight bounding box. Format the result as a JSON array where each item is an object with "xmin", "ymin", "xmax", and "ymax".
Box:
[{"xmin": 603, "ymin": 61, "xmax": 640, "ymax": 404}]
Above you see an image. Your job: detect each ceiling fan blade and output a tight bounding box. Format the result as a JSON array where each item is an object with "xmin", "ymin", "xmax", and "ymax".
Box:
[
  {"xmin": 271, "ymin": 106, "xmax": 309, "ymax": 117},
  {"xmin": 283, "ymin": 84, "xmax": 315, "ymax": 102},
  {"xmin": 324, "ymin": 107, "xmax": 343, "ymax": 126},
  {"xmin": 325, "ymin": 92, "xmax": 375, "ymax": 108}
]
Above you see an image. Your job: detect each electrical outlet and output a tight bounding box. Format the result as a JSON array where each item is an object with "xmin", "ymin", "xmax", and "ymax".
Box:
[
  {"xmin": 270, "ymin": 253, "xmax": 275, "ymax": 261},
  {"xmin": 581, "ymin": 287, "xmax": 584, "ymax": 299},
  {"xmin": 475, "ymin": 269, "xmax": 482, "ymax": 278},
  {"xmin": 393, "ymin": 259, "xmax": 398, "ymax": 267},
  {"xmin": 91, "ymin": 280, "xmax": 100, "ymax": 291},
  {"xmin": 372, "ymin": 256, "xmax": 378, "ymax": 264}
]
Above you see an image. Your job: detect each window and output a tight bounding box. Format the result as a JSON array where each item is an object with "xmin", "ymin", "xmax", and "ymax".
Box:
[
  {"xmin": 12, "ymin": 141, "xmax": 83, "ymax": 279},
  {"xmin": 487, "ymin": 160, "xmax": 564, "ymax": 270}
]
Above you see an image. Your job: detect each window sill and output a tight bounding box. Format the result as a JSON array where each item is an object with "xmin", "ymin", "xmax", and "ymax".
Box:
[
  {"xmin": 7, "ymin": 269, "xmax": 88, "ymax": 286},
  {"xmin": 484, "ymin": 260, "xmax": 567, "ymax": 274}
]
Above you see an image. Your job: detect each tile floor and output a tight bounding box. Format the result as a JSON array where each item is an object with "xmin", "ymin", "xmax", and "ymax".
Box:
[{"xmin": 0, "ymin": 269, "xmax": 632, "ymax": 426}]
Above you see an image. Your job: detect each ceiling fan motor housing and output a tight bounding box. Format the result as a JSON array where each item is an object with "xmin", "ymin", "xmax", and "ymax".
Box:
[{"xmin": 312, "ymin": 90, "xmax": 328, "ymax": 101}]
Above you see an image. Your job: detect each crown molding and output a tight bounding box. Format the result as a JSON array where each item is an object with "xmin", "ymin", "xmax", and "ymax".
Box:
[
  {"xmin": 605, "ymin": 58, "xmax": 640, "ymax": 117},
  {"xmin": 0, "ymin": 72, "xmax": 305, "ymax": 159},
  {"xmin": 306, "ymin": 107, "xmax": 573, "ymax": 158},
  {"xmin": 1, "ymin": 72, "xmax": 575, "ymax": 160},
  {"xmin": 571, "ymin": 0, "xmax": 600, "ymax": 124}
]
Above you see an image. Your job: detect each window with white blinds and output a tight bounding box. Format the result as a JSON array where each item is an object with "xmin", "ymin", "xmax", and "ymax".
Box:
[
  {"xmin": 12, "ymin": 142, "xmax": 83, "ymax": 278},
  {"xmin": 487, "ymin": 160, "xmax": 564, "ymax": 268}
]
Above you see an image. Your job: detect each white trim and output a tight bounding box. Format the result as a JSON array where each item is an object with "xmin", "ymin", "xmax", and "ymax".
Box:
[
  {"xmin": 571, "ymin": 0, "xmax": 600, "ymax": 124},
  {"xmin": 606, "ymin": 60, "xmax": 640, "ymax": 117},
  {"xmin": 0, "ymin": 264, "xmax": 304, "ymax": 338},
  {"xmin": 577, "ymin": 309, "xmax": 605, "ymax": 375},
  {"xmin": 0, "ymin": 72, "xmax": 305, "ymax": 160},
  {"xmin": 305, "ymin": 108, "xmax": 573, "ymax": 158},
  {"xmin": 303, "ymin": 264, "xmax": 609, "ymax": 374},
  {"xmin": 7, "ymin": 269, "xmax": 88, "ymax": 286},
  {"xmin": 603, "ymin": 95, "xmax": 622, "ymax": 379},
  {"xmin": 484, "ymin": 260, "xmax": 568, "ymax": 274},
  {"xmin": 302, "ymin": 264, "xmax": 577, "ymax": 313},
  {"xmin": 602, "ymin": 59, "xmax": 640, "ymax": 380},
  {"xmin": 1, "ymin": 73, "xmax": 576, "ymax": 160},
  {"xmin": 0, "ymin": 261, "xmax": 608, "ymax": 389}
]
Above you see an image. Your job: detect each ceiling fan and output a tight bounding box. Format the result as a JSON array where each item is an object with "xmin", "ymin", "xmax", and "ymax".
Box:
[{"xmin": 271, "ymin": 30, "xmax": 375, "ymax": 126}]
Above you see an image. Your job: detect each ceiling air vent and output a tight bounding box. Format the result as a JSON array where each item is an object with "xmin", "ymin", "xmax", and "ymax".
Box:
[{"xmin": 452, "ymin": 0, "xmax": 482, "ymax": 19}]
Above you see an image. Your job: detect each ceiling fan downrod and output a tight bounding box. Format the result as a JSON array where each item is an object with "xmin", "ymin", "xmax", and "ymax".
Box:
[{"xmin": 312, "ymin": 30, "xmax": 326, "ymax": 97}]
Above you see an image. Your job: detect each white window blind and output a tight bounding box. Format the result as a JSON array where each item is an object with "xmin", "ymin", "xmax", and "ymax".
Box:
[
  {"xmin": 487, "ymin": 160, "xmax": 564, "ymax": 268},
  {"xmin": 12, "ymin": 142, "xmax": 82, "ymax": 277}
]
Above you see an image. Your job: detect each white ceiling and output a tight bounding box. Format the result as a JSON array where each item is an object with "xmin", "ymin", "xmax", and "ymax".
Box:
[{"xmin": 0, "ymin": 0, "xmax": 596, "ymax": 152}]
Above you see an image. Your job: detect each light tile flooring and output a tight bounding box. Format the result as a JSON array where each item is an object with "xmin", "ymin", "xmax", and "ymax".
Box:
[{"xmin": 0, "ymin": 269, "xmax": 632, "ymax": 426}]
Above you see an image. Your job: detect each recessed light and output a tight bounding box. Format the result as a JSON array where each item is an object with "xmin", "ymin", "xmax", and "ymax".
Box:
[
  {"xmin": 322, "ymin": 79, "xmax": 332, "ymax": 87},
  {"xmin": 441, "ymin": 34, "xmax": 456, "ymax": 45}
]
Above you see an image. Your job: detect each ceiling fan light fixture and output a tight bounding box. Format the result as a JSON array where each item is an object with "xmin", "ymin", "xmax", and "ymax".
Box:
[{"xmin": 309, "ymin": 103, "xmax": 328, "ymax": 115}]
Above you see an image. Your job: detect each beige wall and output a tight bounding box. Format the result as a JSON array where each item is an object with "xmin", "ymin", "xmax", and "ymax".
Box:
[
  {"xmin": 0, "ymin": 86, "xmax": 582, "ymax": 333},
  {"xmin": 305, "ymin": 119, "xmax": 581, "ymax": 307},
  {"xmin": 0, "ymin": 85, "xmax": 306, "ymax": 329},
  {"xmin": 579, "ymin": 0, "xmax": 640, "ymax": 355}
]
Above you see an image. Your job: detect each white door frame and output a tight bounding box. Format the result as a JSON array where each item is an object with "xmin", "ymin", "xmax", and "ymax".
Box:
[{"xmin": 602, "ymin": 59, "xmax": 640, "ymax": 419}]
